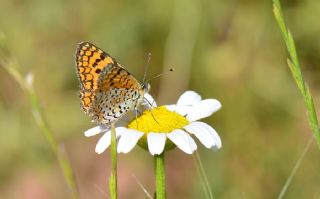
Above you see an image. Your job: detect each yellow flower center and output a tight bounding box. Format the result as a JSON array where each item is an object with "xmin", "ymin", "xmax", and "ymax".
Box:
[
  {"xmin": 127, "ymin": 106, "xmax": 189, "ymax": 151},
  {"xmin": 128, "ymin": 106, "xmax": 189, "ymax": 132}
]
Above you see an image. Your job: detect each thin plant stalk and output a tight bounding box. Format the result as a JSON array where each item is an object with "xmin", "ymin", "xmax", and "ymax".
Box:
[
  {"xmin": 132, "ymin": 174, "xmax": 153, "ymax": 199},
  {"xmin": 193, "ymin": 151, "xmax": 214, "ymax": 199},
  {"xmin": 0, "ymin": 34, "xmax": 79, "ymax": 199},
  {"xmin": 109, "ymin": 123, "xmax": 118, "ymax": 199},
  {"xmin": 272, "ymin": 1, "xmax": 320, "ymax": 198},
  {"xmin": 272, "ymin": 0, "xmax": 320, "ymax": 148},
  {"xmin": 277, "ymin": 137, "xmax": 313, "ymax": 199},
  {"xmin": 154, "ymin": 153, "xmax": 166, "ymax": 199}
]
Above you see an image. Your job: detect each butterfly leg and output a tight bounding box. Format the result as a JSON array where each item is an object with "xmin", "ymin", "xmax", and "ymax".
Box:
[
  {"xmin": 134, "ymin": 108, "xmax": 139, "ymax": 129},
  {"xmin": 143, "ymin": 97, "xmax": 159, "ymax": 124},
  {"xmin": 150, "ymin": 109, "xmax": 159, "ymax": 124},
  {"xmin": 136, "ymin": 109, "xmax": 142, "ymax": 116},
  {"xmin": 143, "ymin": 96, "xmax": 156, "ymax": 108}
]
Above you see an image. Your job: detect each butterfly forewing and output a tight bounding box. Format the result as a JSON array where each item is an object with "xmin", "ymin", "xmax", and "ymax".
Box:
[
  {"xmin": 75, "ymin": 42, "xmax": 145, "ymax": 125},
  {"xmin": 75, "ymin": 42, "xmax": 117, "ymax": 114}
]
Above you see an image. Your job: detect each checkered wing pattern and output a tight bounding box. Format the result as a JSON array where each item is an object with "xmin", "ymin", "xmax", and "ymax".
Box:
[{"xmin": 75, "ymin": 42, "xmax": 144, "ymax": 125}]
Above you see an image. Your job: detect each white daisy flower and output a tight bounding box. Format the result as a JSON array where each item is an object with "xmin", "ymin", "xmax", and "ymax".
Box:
[{"xmin": 84, "ymin": 91, "xmax": 222, "ymax": 155}]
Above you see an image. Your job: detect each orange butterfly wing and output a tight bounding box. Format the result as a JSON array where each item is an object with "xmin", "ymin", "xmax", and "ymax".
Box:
[
  {"xmin": 75, "ymin": 42, "xmax": 145, "ymax": 124},
  {"xmin": 75, "ymin": 42, "xmax": 116, "ymax": 114}
]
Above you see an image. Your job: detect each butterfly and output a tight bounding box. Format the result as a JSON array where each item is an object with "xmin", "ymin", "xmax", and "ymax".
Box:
[{"xmin": 75, "ymin": 42, "xmax": 150, "ymax": 125}]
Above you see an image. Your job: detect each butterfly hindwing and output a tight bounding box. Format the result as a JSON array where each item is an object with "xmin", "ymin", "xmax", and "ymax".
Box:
[
  {"xmin": 75, "ymin": 42, "xmax": 145, "ymax": 124},
  {"xmin": 89, "ymin": 65, "xmax": 144, "ymax": 124}
]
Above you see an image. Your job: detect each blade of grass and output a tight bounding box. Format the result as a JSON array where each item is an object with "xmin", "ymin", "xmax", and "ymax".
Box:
[
  {"xmin": 131, "ymin": 174, "xmax": 153, "ymax": 199},
  {"xmin": 0, "ymin": 33, "xmax": 79, "ymax": 199},
  {"xmin": 277, "ymin": 137, "xmax": 313, "ymax": 199},
  {"xmin": 272, "ymin": 1, "xmax": 320, "ymax": 198},
  {"xmin": 272, "ymin": 1, "xmax": 320, "ymax": 148},
  {"xmin": 193, "ymin": 151, "xmax": 214, "ymax": 199}
]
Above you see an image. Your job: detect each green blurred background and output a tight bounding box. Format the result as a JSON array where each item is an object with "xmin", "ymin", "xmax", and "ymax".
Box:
[{"xmin": 1, "ymin": 0, "xmax": 320, "ymax": 198}]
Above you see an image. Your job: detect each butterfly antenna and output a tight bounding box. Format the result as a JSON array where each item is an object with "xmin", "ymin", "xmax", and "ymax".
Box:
[
  {"xmin": 142, "ymin": 52, "xmax": 152, "ymax": 84},
  {"xmin": 145, "ymin": 68, "xmax": 174, "ymax": 84},
  {"xmin": 142, "ymin": 67, "xmax": 174, "ymax": 123}
]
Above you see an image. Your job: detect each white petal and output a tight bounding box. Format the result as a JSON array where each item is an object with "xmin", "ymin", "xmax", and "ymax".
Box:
[
  {"xmin": 177, "ymin": 91, "xmax": 201, "ymax": 106},
  {"xmin": 147, "ymin": 133, "xmax": 166, "ymax": 155},
  {"xmin": 184, "ymin": 122, "xmax": 221, "ymax": 150},
  {"xmin": 143, "ymin": 93, "xmax": 157, "ymax": 108},
  {"xmin": 166, "ymin": 104, "xmax": 191, "ymax": 116},
  {"xmin": 84, "ymin": 125, "xmax": 109, "ymax": 137},
  {"xmin": 165, "ymin": 104, "xmax": 177, "ymax": 112},
  {"xmin": 95, "ymin": 130, "xmax": 111, "ymax": 154},
  {"xmin": 94, "ymin": 127, "xmax": 129, "ymax": 154},
  {"xmin": 117, "ymin": 130, "xmax": 144, "ymax": 153},
  {"xmin": 175, "ymin": 106, "xmax": 192, "ymax": 116},
  {"xmin": 186, "ymin": 99, "xmax": 221, "ymax": 122},
  {"xmin": 115, "ymin": 127, "xmax": 128, "ymax": 137},
  {"xmin": 167, "ymin": 129, "xmax": 197, "ymax": 154}
]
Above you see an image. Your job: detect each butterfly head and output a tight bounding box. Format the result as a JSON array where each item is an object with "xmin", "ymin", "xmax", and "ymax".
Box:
[{"xmin": 142, "ymin": 82, "xmax": 151, "ymax": 94}]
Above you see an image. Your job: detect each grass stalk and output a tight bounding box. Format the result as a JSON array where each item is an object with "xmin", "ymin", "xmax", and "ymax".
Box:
[
  {"xmin": 272, "ymin": 1, "xmax": 320, "ymax": 198},
  {"xmin": 277, "ymin": 137, "xmax": 313, "ymax": 199},
  {"xmin": 0, "ymin": 33, "xmax": 79, "ymax": 199},
  {"xmin": 193, "ymin": 151, "xmax": 214, "ymax": 199},
  {"xmin": 272, "ymin": 0, "xmax": 320, "ymax": 148}
]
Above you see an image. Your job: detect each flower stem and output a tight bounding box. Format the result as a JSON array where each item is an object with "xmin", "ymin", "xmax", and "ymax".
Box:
[
  {"xmin": 109, "ymin": 123, "xmax": 118, "ymax": 199},
  {"xmin": 154, "ymin": 153, "xmax": 166, "ymax": 199}
]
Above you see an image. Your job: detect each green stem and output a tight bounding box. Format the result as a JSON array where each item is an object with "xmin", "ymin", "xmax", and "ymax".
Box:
[
  {"xmin": 154, "ymin": 153, "xmax": 166, "ymax": 199},
  {"xmin": 109, "ymin": 123, "xmax": 118, "ymax": 199},
  {"xmin": 277, "ymin": 137, "xmax": 313, "ymax": 199},
  {"xmin": 272, "ymin": 0, "xmax": 320, "ymax": 148},
  {"xmin": 0, "ymin": 43, "xmax": 79, "ymax": 198},
  {"xmin": 272, "ymin": 1, "xmax": 320, "ymax": 198},
  {"xmin": 28, "ymin": 85, "xmax": 79, "ymax": 199},
  {"xmin": 193, "ymin": 151, "xmax": 214, "ymax": 199}
]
